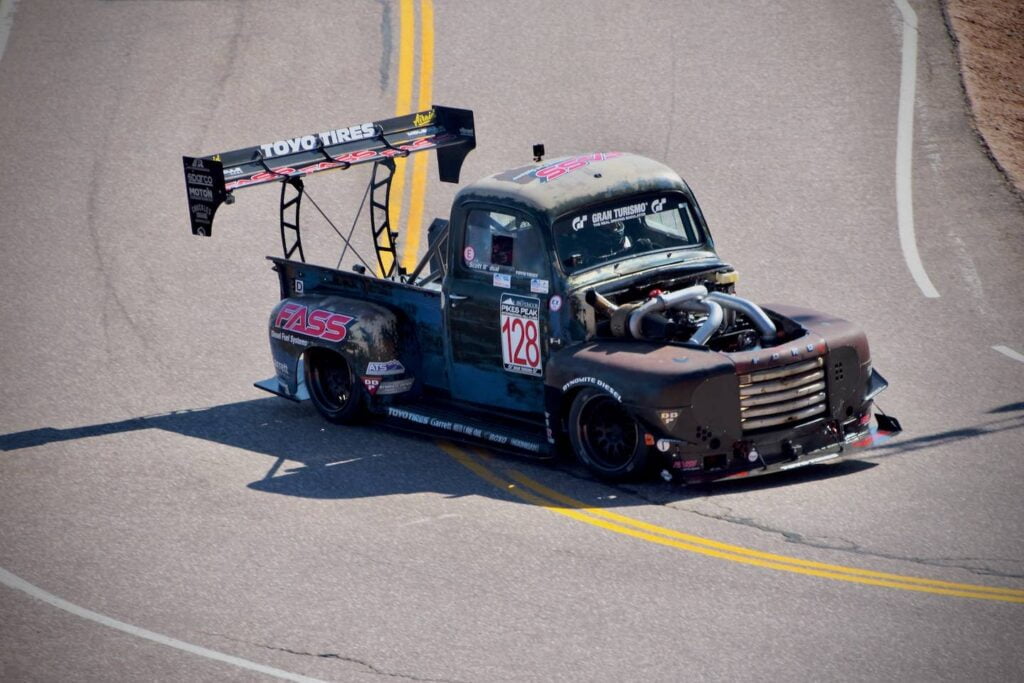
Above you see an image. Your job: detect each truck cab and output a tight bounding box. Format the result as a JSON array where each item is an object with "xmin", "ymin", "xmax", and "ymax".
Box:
[{"xmin": 442, "ymin": 152, "xmax": 724, "ymax": 416}]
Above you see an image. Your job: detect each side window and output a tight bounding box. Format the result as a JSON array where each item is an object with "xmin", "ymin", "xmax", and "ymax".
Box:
[{"xmin": 462, "ymin": 210, "xmax": 547, "ymax": 279}]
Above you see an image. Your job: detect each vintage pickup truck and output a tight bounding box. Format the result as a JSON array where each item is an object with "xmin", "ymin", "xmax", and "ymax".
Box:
[{"xmin": 183, "ymin": 105, "xmax": 899, "ymax": 482}]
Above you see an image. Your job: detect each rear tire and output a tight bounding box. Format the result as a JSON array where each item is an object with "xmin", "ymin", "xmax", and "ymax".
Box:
[
  {"xmin": 568, "ymin": 388, "xmax": 650, "ymax": 480},
  {"xmin": 305, "ymin": 349, "xmax": 364, "ymax": 424}
]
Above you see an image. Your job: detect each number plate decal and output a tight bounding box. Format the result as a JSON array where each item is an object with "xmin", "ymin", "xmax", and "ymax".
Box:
[{"xmin": 500, "ymin": 294, "xmax": 543, "ymax": 377}]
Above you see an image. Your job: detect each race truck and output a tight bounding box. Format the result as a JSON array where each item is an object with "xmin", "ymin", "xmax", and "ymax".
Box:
[{"xmin": 182, "ymin": 105, "xmax": 900, "ymax": 482}]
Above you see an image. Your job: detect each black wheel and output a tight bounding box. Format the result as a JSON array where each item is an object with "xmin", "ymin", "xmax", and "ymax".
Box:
[
  {"xmin": 305, "ymin": 349, "xmax": 364, "ymax": 424},
  {"xmin": 568, "ymin": 388, "xmax": 649, "ymax": 480}
]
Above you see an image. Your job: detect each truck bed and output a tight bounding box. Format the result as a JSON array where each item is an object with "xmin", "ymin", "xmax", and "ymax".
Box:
[{"xmin": 270, "ymin": 257, "xmax": 448, "ymax": 390}]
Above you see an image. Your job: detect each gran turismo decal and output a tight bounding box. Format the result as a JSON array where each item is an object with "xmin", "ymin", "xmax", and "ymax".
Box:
[
  {"xmin": 273, "ymin": 302, "xmax": 354, "ymax": 342},
  {"xmin": 590, "ymin": 200, "xmax": 649, "ymax": 227}
]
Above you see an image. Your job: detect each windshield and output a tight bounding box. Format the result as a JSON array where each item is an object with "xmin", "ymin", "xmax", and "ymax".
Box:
[{"xmin": 553, "ymin": 194, "xmax": 706, "ymax": 274}]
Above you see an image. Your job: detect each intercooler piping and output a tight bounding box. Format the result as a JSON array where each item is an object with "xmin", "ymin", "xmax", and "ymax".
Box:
[
  {"xmin": 675, "ymin": 300, "xmax": 725, "ymax": 345},
  {"xmin": 704, "ymin": 291, "xmax": 777, "ymax": 343},
  {"xmin": 627, "ymin": 285, "xmax": 708, "ymax": 339},
  {"xmin": 586, "ymin": 285, "xmax": 777, "ymax": 346}
]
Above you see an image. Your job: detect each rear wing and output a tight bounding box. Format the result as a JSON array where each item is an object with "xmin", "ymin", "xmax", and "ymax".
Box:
[{"xmin": 182, "ymin": 105, "xmax": 474, "ymax": 238}]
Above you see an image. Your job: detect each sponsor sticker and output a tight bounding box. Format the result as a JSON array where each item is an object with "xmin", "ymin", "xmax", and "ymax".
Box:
[
  {"xmin": 186, "ymin": 171, "xmax": 213, "ymax": 187},
  {"xmin": 362, "ymin": 377, "xmax": 381, "ymax": 396},
  {"xmin": 413, "ymin": 110, "xmax": 436, "ymax": 127},
  {"xmin": 530, "ymin": 278, "xmax": 549, "ymax": 294},
  {"xmin": 549, "ymin": 295, "xmax": 563, "ymax": 312},
  {"xmin": 493, "ymin": 272, "xmax": 511, "ymax": 289},
  {"xmin": 366, "ymin": 359, "xmax": 406, "ymax": 376},
  {"xmin": 659, "ymin": 411, "xmax": 679, "ymax": 428},
  {"xmin": 590, "ymin": 200, "xmax": 649, "ymax": 227},
  {"xmin": 223, "ymin": 138, "xmax": 439, "ymax": 191},
  {"xmin": 562, "ymin": 376, "xmax": 621, "ymax": 402},
  {"xmin": 273, "ymin": 302, "xmax": 354, "ymax": 342},
  {"xmin": 377, "ymin": 377, "xmax": 415, "ymax": 395},
  {"xmin": 574, "ymin": 196, "xmax": 674, "ymax": 228},
  {"xmin": 259, "ymin": 123, "xmax": 376, "ymax": 159},
  {"xmin": 532, "ymin": 152, "xmax": 623, "ymax": 183},
  {"xmin": 500, "ymin": 294, "xmax": 542, "ymax": 377},
  {"xmin": 463, "ymin": 245, "xmax": 475, "ymax": 262},
  {"xmin": 384, "ymin": 407, "xmax": 543, "ymax": 453}
]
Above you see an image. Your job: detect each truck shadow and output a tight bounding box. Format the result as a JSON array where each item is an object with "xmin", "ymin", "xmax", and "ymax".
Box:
[{"xmin": 5, "ymin": 397, "xmax": 1018, "ymax": 504}]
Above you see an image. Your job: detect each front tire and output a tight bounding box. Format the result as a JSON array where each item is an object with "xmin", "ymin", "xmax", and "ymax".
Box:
[
  {"xmin": 568, "ymin": 388, "xmax": 650, "ymax": 480},
  {"xmin": 305, "ymin": 349, "xmax": 364, "ymax": 424}
]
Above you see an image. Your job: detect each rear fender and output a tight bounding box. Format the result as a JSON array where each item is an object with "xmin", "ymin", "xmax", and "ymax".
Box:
[{"xmin": 268, "ymin": 296, "xmax": 412, "ymax": 398}]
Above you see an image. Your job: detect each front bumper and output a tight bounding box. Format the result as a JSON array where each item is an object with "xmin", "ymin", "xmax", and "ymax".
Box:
[{"xmin": 660, "ymin": 412, "xmax": 900, "ymax": 484}]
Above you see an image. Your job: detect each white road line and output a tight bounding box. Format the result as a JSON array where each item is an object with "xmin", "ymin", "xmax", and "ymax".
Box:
[
  {"xmin": 893, "ymin": 0, "xmax": 940, "ymax": 298},
  {"xmin": 0, "ymin": 568, "xmax": 325, "ymax": 683},
  {"xmin": 992, "ymin": 345, "xmax": 1024, "ymax": 364},
  {"xmin": 0, "ymin": 0, "xmax": 17, "ymax": 65}
]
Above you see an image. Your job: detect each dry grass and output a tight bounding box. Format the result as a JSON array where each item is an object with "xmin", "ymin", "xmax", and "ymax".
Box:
[{"xmin": 945, "ymin": 0, "xmax": 1024, "ymax": 193}]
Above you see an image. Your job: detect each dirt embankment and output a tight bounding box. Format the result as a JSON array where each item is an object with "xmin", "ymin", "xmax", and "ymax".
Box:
[{"xmin": 944, "ymin": 1, "xmax": 1024, "ymax": 194}]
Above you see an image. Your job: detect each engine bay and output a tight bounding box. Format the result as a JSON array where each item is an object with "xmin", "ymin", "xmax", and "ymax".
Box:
[{"xmin": 584, "ymin": 268, "xmax": 806, "ymax": 352}]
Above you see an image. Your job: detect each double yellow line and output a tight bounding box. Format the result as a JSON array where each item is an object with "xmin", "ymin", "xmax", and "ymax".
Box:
[
  {"xmin": 389, "ymin": 0, "xmax": 435, "ymax": 274},
  {"xmin": 439, "ymin": 442, "xmax": 1024, "ymax": 604}
]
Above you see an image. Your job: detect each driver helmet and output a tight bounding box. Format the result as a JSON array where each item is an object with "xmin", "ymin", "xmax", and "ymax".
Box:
[{"xmin": 589, "ymin": 220, "xmax": 626, "ymax": 258}]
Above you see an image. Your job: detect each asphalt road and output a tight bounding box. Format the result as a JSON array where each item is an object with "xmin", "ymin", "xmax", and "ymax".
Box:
[{"xmin": 1, "ymin": 1, "xmax": 1022, "ymax": 680}]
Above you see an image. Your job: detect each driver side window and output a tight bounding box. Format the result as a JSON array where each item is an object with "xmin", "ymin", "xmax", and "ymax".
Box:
[{"xmin": 462, "ymin": 209, "xmax": 547, "ymax": 278}]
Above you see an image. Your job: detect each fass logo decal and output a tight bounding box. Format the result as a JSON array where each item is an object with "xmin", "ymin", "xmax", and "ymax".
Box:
[
  {"xmin": 533, "ymin": 152, "xmax": 623, "ymax": 183},
  {"xmin": 274, "ymin": 302, "xmax": 354, "ymax": 342}
]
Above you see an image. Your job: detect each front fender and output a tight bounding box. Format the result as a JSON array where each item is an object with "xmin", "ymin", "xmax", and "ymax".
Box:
[{"xmin": 544, "ymin": 341, "xmax": 738, "ymax": 440}]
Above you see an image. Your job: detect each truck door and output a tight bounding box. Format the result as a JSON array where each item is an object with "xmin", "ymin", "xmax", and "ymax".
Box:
[{"xmin": 444, "ymin": 206, "xmax": 552, "ymax": 414}]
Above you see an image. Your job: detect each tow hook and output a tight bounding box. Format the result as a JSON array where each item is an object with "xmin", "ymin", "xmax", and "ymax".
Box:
[{"xmin": 781, "ymin": 439, "xmax": 803, "ymax": 460}]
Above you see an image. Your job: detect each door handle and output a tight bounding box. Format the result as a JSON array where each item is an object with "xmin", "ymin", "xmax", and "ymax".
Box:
[{"xmin": 449, "ymin": 294, "xmax": 470, "ymax": 302}]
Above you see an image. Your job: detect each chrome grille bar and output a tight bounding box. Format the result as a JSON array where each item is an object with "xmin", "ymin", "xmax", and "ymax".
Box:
[{"xmin": 739, "ymin": 356, "xmax": 827, "ymax": 431}]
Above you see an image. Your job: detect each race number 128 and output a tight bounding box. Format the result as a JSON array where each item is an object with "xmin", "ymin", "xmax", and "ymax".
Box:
[{"xmin": 501, "ymin": 314, "xmax": 542, "ymax": 376}]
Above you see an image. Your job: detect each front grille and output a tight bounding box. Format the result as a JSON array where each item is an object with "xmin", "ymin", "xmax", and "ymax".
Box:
[{"xmin": 739, "ymin": 357, "xmax": 827, "ymax": 431}]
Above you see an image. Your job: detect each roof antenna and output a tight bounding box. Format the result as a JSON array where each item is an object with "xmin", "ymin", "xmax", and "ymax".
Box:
[{"xmin": 533, "ymin": 143, "xmax": 545, "ymax": 163}]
